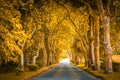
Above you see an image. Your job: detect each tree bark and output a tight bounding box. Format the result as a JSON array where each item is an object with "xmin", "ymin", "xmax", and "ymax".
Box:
[
  {"xmin": 89, "ymin": 16, "xmax": 95, "ymax": 68},
  {"xmin": 81, "ymin": 39, "xmax": 89, "ymax": 67},
  {"xmin": 84, "ymin": 53, "xmax": 88, "ymax": 67},
  {"xmin": 33, "ymin": 49, "xmax": 39, "ymax": 65},
  {"xmin": 42, "ymin": 46, "xmax": 47, "ymax": 66},
  {"xmin": 20, "ymin": 39, "xmax": 26, "ymax": 68},
  {"xmin": 71, "ymin": 52, "xmax": 76, "ymax": 63},
  {"xmin": 42, "ymin": 37, "xmax": 48, "ymax": 66},
  {"xmin": 45, "ymin": 37, "xmax": 50, "ymax": 66},
  {"xmin": 102, "ymin": 15, "xmax": 113, "ymax": 73},
  {"xmin": 75, "ymin": 53, "xmax": 80, "ymax": 65},
  {"xmin": 20, "ymin": 53, "xmax": 24, "ymax": 68},
  {"xmin": 48, "ymin": 52, "xmax": 52, "ymax": 65},
  {"xmin": 94, "ymin": 16, "xmax": 101, "ymax": 70}
]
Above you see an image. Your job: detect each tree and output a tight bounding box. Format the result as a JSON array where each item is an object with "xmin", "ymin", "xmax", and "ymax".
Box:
[{"xmin": 95, "ymin": 0, "xmax": 113, "ymax": 73}]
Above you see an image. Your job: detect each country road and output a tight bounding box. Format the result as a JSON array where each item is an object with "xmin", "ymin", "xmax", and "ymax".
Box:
[{"xmin": 30, "ymin": 61, "xmax": 100, "ymax": 80}]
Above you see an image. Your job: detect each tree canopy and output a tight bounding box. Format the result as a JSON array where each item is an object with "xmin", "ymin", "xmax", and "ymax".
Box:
[{"xmin": 0, "ymin": 0, "xmax": 120, "ymax": 74}]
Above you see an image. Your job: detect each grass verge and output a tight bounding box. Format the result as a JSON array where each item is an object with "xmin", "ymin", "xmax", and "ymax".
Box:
[
  {"xmin": 76, "ymin": 64, "xmax": 120, "ymax": 80},
  {"xmin": 0, "ymin": 64, "xmax": 57, "ymax": 80}
]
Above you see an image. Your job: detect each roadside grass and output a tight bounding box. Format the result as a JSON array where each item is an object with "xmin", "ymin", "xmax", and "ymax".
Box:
[
  {"xmin": 76, "ymin": 64, "xmax": 120, "ymax": 80},
  {"xmin": 0, "ymin": 64, "xmax": 57, "ymax": 80}
]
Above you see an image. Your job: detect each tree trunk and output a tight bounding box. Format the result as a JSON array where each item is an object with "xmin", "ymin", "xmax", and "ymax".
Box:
[
  {"xmin": 20, "ymin": 29, "xmax": 36, "ymax": 68},
  {"xmin": 42, "ymin": 40, "xmax": 48, "ymax": 66},
  {"xmin": 94, "ymin": 16, "xmax": 101, "ymax": 70},
  {"xmin": 48, "ymin": 52, "xmax": 52, "ymax": 65},
  {"xmin": 102, "ymin": 15, "xmax": 113, "ymax": 73},
  {"xmin": 42, "ymin": 47, "xmax": 47, "ymax": 66},
  {"xmin": 84, "ymin": 54, "xmax": 88, "ymax": 67},
  {"xmin": 52, "ymin": 53, "xmax": 55, "ymax": 64},
  {"xmin": 75, "ymin": 53, "xmax": 80, "ymax": 65},
  {"xmin": 24, "ymin": 52, "xmax": 29, "ymax": 66},
  {"xmin": 20, "ymin": 53, "xmax": 24, "ymax": 68},
  {"xmin": 83, "ymin": 45, "xmax": 88, "ymax": 67},
  {"xmin": 89, "ymin": 16, "xmax": 95, "ymax": 68},
  {"xmin": 44, "ymin": 36, "xmax": 51, "ymax": 66},
  {"xmin": 96, "ymin": 0, "xmax": 113, "ymax": 74},
  {"xmin": 79, "ymin": 54, "xmax": 84, "ymax": 63},
  {"xmin": 20, "ymin": 40, "xmax": 26, "ymax": 68},
  {"xmin": 71, "ymin": 52, "xmax": 76, "ymax": 63},
  {"xmin": 80, "ymin": 38, "xmax": 88, "ymax": 67},
  {"xmin": 33, "ymin": 50, "xmax": 39, "ymax": 65}
]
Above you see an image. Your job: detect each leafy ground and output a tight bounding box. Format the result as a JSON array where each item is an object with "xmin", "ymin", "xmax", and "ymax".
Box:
[
  {"xmin": 76, "ymin": 64, "xmax": 120, "ymax": 80},
  {"xmin": 0, "ymin": 64, "xmax": 57, "ymax": 80}
]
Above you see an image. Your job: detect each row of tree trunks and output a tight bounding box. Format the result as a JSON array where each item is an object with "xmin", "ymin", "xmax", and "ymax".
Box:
[
  {"xmin": 19, "ymin": 30, "xmax": 36, "ymax": 68},
  {"xmin": 53, "ymin": 0, "xmax": 113, "ymax": 74},
  {"xmin": 87, "ymin": 0, "xmax": 113, "ymax": 73},
  {"xmin": 19, "ymin": 30, "xmax": 57, "ymax": 68},
  {"xmin": 88, "ymin": 15, "xmax": 101, "ymax": 70}
]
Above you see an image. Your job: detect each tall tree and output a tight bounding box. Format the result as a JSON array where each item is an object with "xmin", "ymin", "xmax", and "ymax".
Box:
[{"xmin": 96, "ymin": 0, "xmax": 113, "ymax": 73}]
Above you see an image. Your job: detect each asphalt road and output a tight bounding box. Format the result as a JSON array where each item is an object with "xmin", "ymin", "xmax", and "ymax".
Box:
[{"xmin": 30, "ymin": 63, "xmax": 100, "ymax": 80}]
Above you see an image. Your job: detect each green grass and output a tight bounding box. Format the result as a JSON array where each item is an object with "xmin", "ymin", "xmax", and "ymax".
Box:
[
  {"xmin": 0, "ymin": 64, "xmax": 57, "ymax": 80},
  {"xmin": 76, "ymin": 64, "xmax": 120, "ymax": 80}
]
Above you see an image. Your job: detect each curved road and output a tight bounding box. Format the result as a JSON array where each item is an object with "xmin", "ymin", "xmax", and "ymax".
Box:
[{"xmin": 30, "ymin": 63, "xmax": 100, "ymax": 80}]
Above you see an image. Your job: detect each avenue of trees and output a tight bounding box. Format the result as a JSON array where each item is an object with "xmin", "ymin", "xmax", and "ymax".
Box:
[{"xmin": 0, "ymin": 0, "xmax": 120, "ymax": 74}]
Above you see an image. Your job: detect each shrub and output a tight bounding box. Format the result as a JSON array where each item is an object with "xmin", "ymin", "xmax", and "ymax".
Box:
[
  {"xmin": 100, "ymin": 60, "xmax": 105, "ymax": 69},
  {"xmin": 0, "ymin": 61, "xmax": 19, "ymax": 73},
  {"xmin": 28, "ymin": 64, "xmax": 39, "ymax": 71},
  {"xmin": 15, "ymin": 67, "xmax": 24, "ymax": 76},
  {"xmin": 112, "ymin": 62, "xmax": 120, "ymax": 72}
]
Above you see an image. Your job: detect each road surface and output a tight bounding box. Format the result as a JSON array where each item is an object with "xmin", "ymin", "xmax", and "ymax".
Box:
[{"xmin": 30, "ymin": 63, "xmax": 100, "ymax": 80}]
